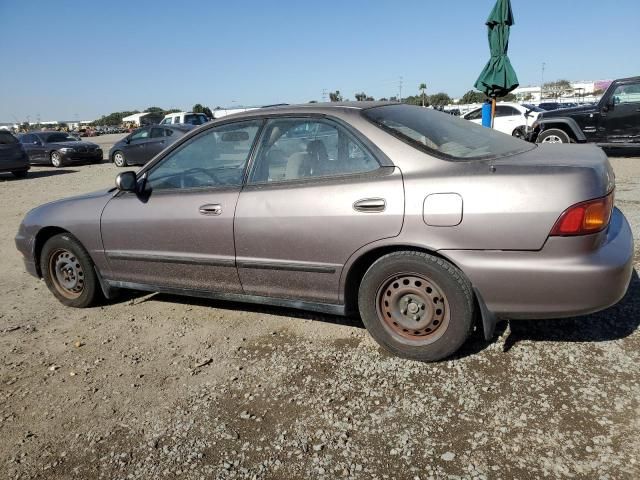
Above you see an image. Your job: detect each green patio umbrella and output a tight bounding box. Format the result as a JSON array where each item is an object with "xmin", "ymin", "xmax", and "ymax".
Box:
[{"xmin": 474, "ymin": 0, "xmax": 519, "ymax": 126}]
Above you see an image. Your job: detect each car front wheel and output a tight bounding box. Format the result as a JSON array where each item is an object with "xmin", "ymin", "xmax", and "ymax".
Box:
[
  {"xmin": 40, "ymin": 233, "xmax": 100, "ymax": 308},
  {"xmin": 537, "ymin": 128, "xmax": 571, "ymax": 144},
  {"xmin": 50, "ymin": 151, "xmax": 64, "ymax": 167},
  {"xmin": 358, "ymin": 251, "xmax": 474, "ymax": 362},
  {"xmin": 113, "ymin": 151, "xmax": 127, "ymax": 167}
]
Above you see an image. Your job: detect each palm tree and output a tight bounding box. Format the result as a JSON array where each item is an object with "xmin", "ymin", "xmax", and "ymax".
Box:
[{"xmin": 419, "ymin": 83, "xmax": 427, "ymax": 107}]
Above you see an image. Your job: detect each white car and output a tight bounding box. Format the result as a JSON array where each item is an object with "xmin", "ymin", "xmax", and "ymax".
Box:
[{"xmin": 462, "ymin": 102, "xmax": 542, "ymax": 137}]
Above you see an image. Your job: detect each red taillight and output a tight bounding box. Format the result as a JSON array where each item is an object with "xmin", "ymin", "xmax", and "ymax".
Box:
[{"xmin": 550, "ymin": 192, "xmax": 614, "ymax": 236}]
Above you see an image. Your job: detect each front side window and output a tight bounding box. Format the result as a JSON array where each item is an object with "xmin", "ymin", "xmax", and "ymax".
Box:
[
  {"xmin": 173, "ymin": 116, "xmax": 180, "ymax": 123},
  {"xmin": 150, "ymin": 128, "xmax": 164, "ymax": 138},
  {"xmin": 160, "ymin": 118, "xmax": 171, "ymax": 125},
  {"xmin": 146, "ymin": 120, "xmax": 262, "ymax": 191},
  {"xmin": 363, "ymin": 104, "xmax": 534, "ymax": 161},
  {"xmin": 249, "ymin": 118, "xmax": 378, "ymax": 183},
  {"xmin": 130, "ymin": 129, "xmax": 149, "ymax": 142},
  {"xmin": 612, "ymin": 82, "xmax": 640, "ymax": 105},
  {"xmin": 0, "ymin": 131, "xmax": 18, "ymax": 144}
]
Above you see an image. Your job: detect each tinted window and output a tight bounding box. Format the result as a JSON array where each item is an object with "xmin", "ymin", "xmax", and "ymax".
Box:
[
  {"xmin": 150, "ymin": 128, "xmax": 164, "ymax": 138},
  {"xmin": 146, "ymin": 120, "xmax": 262, "ymax": 191},
  {"xmin": 46, "ymin": 132, "xmax": 78, "ymax": 143},
  {"xmin": 363, "ymin": 104, "xmax": 534, "ymax": 160},
  {"xmin": 20, "ymin": 134, "xmax": 34, "ymax": 144},
  {"xmin": 0, "ymin": 131, "xmax": 18, "ymax": 144},
  {"xmin": 173, "ymin": 117, "xmax": 180, "ymax": 123},
  {"xmin": 184, "ymin": 114, "xmax": 208, "ymax": 125},
  {"xmin": 250, "ymin": 118, "xmax": 378, "ymax": 183},
  {"xmin": 465, "ymin": 108, "xmax": 482, "ymax": 120},
  {"xmin": 164, "ymin": 129, "xmax": 173, "ymax": 137},
  {"xmin": 495, "ymin": 106, "xmax": 519, "ymax": 117}
]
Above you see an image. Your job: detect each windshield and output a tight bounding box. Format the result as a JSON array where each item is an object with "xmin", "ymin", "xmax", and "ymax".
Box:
[
  {"xmin": 0, "ymin": 131, "xmax": 18, "ymax": 145},
  {"xmin": 46, "ymin": 133, "xmax": 79, "ymax": 143},
  {"xmin": 363, "ymin": 104, "xmax": 534, "ymax": 161}
]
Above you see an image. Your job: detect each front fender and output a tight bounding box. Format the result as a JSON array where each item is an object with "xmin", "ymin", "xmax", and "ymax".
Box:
[{"xmin": 535, "ymin": 117, "xmax": 587, "ymax": 142}]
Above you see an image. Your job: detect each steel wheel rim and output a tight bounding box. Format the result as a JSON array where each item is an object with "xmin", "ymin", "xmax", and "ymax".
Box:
[
  {"xmin": 49, "ymin": 248, "xmax": 84, "ymax": 299},
  {"xmin": 51, "ymin": 152, "xmax": 61, "ymax": 166},
  {"xmin": 376, "ymin": 273, "xmax": 450, "ymax": 344},
  {"xmin": 542, "ymin": 134, "xmax": 563, "ymax": 143},
  {"xmin": 114, "ymin": 152, "xmax": 124, "ymax": 166}
]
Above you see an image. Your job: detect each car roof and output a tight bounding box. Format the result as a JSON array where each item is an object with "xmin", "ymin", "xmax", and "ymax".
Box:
[{"xmin": 214, "ymin": 101, "xmax": 397, "ymax": 121}]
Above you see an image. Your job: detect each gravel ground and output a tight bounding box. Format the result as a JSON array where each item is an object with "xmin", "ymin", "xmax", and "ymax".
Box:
[{"xmin": 1, "ymin": 143, "xmax": 639, "ymax": 479}]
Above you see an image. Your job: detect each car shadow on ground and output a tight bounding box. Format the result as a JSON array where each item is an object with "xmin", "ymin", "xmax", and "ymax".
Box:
[
  {"xmin": 499, "ymin": 269, "xmax": 640, "ymax": 352},
  {"xmin": 0, "ymin": 169, "xmax": 78, "ymax": 181},
  {"xmin": 603, "ymin": 147, "xmax": 640, "ymax": 157},
  {"xmin": 110, "ymin": 269, "xmax": 639, "ymax": 360}
]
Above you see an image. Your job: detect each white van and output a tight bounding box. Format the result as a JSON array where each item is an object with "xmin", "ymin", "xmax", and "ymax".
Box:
[{"xmin": 159, "ymin": 112, "xmax": 209, "ymax": 126}]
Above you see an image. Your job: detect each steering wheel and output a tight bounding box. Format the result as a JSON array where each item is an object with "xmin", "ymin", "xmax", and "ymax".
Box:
[{"xmin": 179, "ymin": 167, "xmax": 222, "ymax": 188}]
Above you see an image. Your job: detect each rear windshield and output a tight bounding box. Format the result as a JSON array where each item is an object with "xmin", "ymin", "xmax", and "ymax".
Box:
[
  {"xmin": 0, "ymin": 131, "xmax": 18, "ymax": 144},
  {"xmin": 363, "ymin": 104, "xmax": 534, "ymax": 161},
  {"xmin": 183, "ymin": 114, "xmax": 208, "ymax": 125}
]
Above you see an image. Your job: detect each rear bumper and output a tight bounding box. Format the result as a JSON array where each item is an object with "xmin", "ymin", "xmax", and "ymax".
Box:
[{"xmin": 443, "ymin": 208, "xmax": 634, "ymax": 319}]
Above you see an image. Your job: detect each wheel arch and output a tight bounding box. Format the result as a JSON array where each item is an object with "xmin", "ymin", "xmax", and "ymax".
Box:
[
  {"xmin": 537, "ymin": 118, "xmax": 586, "ymax": 142},
  {"xmin": 341, "ymin": 244, "xmax": 497, "ymax": 340},
  {"xmin": 33, "ymin": 226, "xmax": 70, "ymax": 277}
]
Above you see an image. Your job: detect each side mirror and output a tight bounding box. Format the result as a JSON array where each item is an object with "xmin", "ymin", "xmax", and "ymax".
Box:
[{"xmin": 115, "ymin": 171, "xmax": 137, "ymax": 192}]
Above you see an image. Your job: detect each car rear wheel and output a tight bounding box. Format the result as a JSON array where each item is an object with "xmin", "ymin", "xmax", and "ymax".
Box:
[
  {"xmin": 50, "ymin": 151, "xmax": 64, "ymax": 167},
  {"xmin": 358, "ymin": 251, "xmax": 474, "ymax": 362},
  {"xmin": 12, "ymin": 170, "xmax": 28, "ymax": 178},
  {"xmin": 512, "ymin": 126, "xmax": 527, "ymax": 139},
  {"xmin": 113, "ymin": 151, "xmax": 127, "ymax": 167},
  {"xmin": 537, "ymin": 128, "xmax": 571, "ymax": 144},
  {"xmin": 40, "ymin": 233, "xmax": 100, "ymax": 308}
]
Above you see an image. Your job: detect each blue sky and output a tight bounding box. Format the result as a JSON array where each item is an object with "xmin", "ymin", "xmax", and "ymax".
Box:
[{"xmin": 0, "ymin": 0, "xmax": 638, "ymax": 121}]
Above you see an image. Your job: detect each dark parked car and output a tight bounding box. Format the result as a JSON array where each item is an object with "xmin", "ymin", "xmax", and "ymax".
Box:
[
  {"xmin": 530, "ymin": 76, "xmax": 640, "ymax": 145},
  {"xmin": 18, "ymin": 131, "xmax": 103, "ymax": 167},
  {"xmin": 109, "ymin": 124, "xmax": 194, "ymax": 167},
  {"xmin": 0, "ymin": 130, "xmax": 30, "ymax": 178},
  {"xmin": 15, "ymin": 103, "xmax": 633, "ymax": 361}
]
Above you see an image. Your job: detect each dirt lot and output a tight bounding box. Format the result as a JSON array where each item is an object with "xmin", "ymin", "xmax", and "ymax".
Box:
[{"xmin": 1, "ymin": 141, "xmax": 639, "ymax": 479}]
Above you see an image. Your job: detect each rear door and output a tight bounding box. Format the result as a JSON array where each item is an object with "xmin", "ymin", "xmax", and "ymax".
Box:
[
  {"xmin": 234, "ymin": 117, "xmax": 404, "ymax": 304},
  {"xmin": 494, "ymin": 105, "xmax": 521, "ymax": 134},
  {"xmin": 605, "ymin": 80, "xmax": 640, "ymax": 143}
]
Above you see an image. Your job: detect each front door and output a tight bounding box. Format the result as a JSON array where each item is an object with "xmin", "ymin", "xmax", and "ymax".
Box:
[
  {"xmin": 21, "ymin": 134, "xmax": 45, "ymax": 163},
  {"xmin": 234, "ymin": 117, "xmax": 404, "ymax": 305},
  {"xmin": 605, "ymin": 81, "xmax": 640, "ymax": 143},
  {"xmin": 123, "ymin": 127, "xmax": 150, "ymax": 165},
  {"xmin": 100, "ymin": 120, "xmax": 263, "ymax": 292}
]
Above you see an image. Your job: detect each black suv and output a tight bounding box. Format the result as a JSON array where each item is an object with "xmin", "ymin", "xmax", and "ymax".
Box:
[{"xmin": 528, "ymin": 76, "xmax": 640, "ymax": 146}]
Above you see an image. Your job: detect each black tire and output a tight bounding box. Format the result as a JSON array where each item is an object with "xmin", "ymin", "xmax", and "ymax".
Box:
[
  {"xmin": 50, "ymin": 150, "xmax": 64, "ymax": 168},
  {"xmin": 113, "ymin": 150, "xmax": 127, "ymax": 167},
  {"xmin": 40, "ymin": 233, "xmax": 100, "ymax": 308},
  {"xmin": 512, "ymin": 126, "xmax": 527, "ymax": 139},
  {"xmin": 536, "ymin": 128, "xmax": 571, "ymax": 144},
  {"xmin": 358, "ymin": 251, "xmax": 474, "ymax": 362},
  {"xmin": 12, "ymin": 170, "xmax": 28, "ymax": 178}
]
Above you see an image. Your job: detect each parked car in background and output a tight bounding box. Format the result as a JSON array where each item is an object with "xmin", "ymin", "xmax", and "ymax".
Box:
[
  {"xmin": 109, "ymin": 124, "xmax": 194, "ymax": 167},
  {"xmin": 461, "ymin": 102, "xmax": 542, "ymax": 137},
  {"xmin": 159, "ymin": 112, "xmax": 209, "ymax": 126},
  {"xmin": 18, "ymin": 131, "xmax": 103, "ymax": 167},
  {"xmin": 529, "ymin": 76, "xmax": 640, "ymax": 145},
  {"xmin": 16, "ymin": 103, "xmax": 633, "ymax": 362},
  {"xmin": 0, "ymin": 130, "xmax": 30, "ymax": 178}
]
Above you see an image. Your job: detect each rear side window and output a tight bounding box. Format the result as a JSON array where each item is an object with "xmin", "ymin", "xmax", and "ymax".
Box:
[
  {"xmin": 249, "ymin": 118, "xmax": 378, "ymax": 183},
  {"xmin": 184, "ymin": 114, "xmax": 207, "ymax": 125},
  {"xmin": 363, "ymin": 104, "xmax": 534, "ymax": 161},
  {"xmin": 0, "ymin": 131, "xmax": 18, "ymax": 144}
]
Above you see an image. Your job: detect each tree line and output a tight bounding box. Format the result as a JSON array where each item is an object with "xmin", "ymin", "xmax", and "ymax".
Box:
[
  {"xmin": 92, "ymin": 103, "xmax": 216, "ymax": 126},
  {"xmin": 322, "ymin": 88, "xmax": 517, "ymax": 107}
]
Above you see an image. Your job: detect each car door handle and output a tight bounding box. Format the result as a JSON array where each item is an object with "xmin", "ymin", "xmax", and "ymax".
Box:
[
  {"xmin": 199, "ymin": 204, "xmax": 222, "ymax": 216},
  {"xmin": 353, "ymin": 198, "xmax": 386, "ymax": 213}
]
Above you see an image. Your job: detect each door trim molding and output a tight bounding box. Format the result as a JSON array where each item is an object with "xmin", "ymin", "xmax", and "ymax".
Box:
[
  {"xmin": 106, "ymin": 251, "xmax": 235, "ymax": 267},
  {"xmin": 105, "ymin": 280, "xmax": 346, "ymax": 316},
  {"xmin": 236, "ymin": 259, "xmax": 337, "ymax": 274}
]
